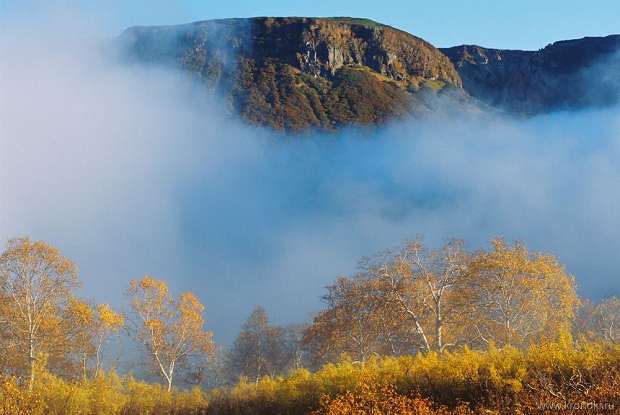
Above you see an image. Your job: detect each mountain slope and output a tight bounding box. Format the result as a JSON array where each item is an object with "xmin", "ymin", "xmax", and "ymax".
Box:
[
  {"xmin": 120, "ymin": 17, "xmax": 472, "ymax": 131},
  {"xmin": 119, "ymin": 18, "xmax": 620, "ymax": 130},
  {"xmin": 441, "ymin": 35, "xmax": 620, "ymax": 114}
]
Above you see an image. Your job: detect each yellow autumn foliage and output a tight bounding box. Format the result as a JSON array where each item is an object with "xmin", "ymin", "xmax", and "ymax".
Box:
[
  {"xmin": 0, "ymin": 337, "xmax": 617, "ymax": 414},
  {"xmin": 208, "ymin": 337, "xmax": 619, "ymax": 414},
  {"xmin": 0, "ymin": 371, "xmax": 209, "ymax": 415}
]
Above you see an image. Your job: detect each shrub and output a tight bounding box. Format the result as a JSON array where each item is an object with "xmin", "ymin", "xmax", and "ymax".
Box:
[{"xmin": 1, "ymin": 339, "xmax": 618, "ymax": 414}]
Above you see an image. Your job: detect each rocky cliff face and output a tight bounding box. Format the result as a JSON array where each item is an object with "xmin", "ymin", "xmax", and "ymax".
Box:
[
  {"xmin": 441, "ymin": 35, "xmax": 620, "ymax": 114},
  {"xmin": 120, "ymin": 17, "xmax": 619, "ymax": 130},
  {"xmin": 120, "ymin": 17, "xmax": 469, "ymax": 131}
]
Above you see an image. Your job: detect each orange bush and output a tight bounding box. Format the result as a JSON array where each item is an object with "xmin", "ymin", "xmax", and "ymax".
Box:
[{"xmin": 311, "ymin": 378, "xmax": 478, "ymax": 415}]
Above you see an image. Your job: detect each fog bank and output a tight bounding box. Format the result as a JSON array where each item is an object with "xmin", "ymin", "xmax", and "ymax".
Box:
[{"xmin": 1, "ymin": 18, "xmax": 619, "ymax": 344}]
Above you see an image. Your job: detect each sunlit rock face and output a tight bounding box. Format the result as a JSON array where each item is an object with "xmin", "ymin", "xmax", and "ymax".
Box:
[{"xmin": 119, "ymin": 17, "xmax": 469, "ymax": 131}]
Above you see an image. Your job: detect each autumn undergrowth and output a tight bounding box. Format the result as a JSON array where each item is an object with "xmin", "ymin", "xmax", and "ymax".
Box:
[{"xmin": 1, "ymin": 337, "xmax": 618, "ymax": 415}]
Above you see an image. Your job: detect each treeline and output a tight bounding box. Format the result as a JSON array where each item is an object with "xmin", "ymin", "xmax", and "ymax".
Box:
[
  {"xmin": 0, "ymin": 236, "xmax": 618, "ymax": 414},
  {"xmin": 0, "ymin": 238, "xmax": 213, "ymax": 394},
  {"xmin": 222, "ymin": 238, "xmax": 617, "ymax": 381}
]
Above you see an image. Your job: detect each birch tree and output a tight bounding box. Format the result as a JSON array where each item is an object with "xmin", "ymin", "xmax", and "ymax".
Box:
[
  {"xmin": 0, "ymin": 237, "xmax": 78, "ymax": 391},
  {"xmin": 93, "ymin": 304, "xmax": 124, "ymax": 377},
  {"xmin": 67, "ymin": 298, "xmax": 95, "ymax": 381},
  {"xmin": 68, "ymin": 300, "xmax": 124, "ymax": 380},
  {"xmin": 302, "ymin": 277, "xmax": 412, "ymax": 366},
  {"xmin": 368, "ymin": 239, "xmax": 470, "ymax": 352},
  {"xmin": 465, "ymin": 238, "xmax": 578, "ymax": 348},
  {"xmin": 127, "ymin": 275, "xmax": 214, "ymax": 391},
  {"xmin": 574, "ymin": 297, "xmax": 619, "ymax": 344}
]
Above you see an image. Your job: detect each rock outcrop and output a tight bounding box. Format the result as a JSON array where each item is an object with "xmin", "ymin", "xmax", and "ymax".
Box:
[{"xmin": 120, "ymin": 17, "xmax": 469, "ymax": 131}]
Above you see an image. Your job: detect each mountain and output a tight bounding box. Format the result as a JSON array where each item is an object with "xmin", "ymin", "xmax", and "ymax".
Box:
[
  {"xmin": 119, "ymin": 17, "xmax": 620, "ymax": 130},
  {"xmin": 442, "ymin": 35, "xmax": 620, "ymax": 114}
]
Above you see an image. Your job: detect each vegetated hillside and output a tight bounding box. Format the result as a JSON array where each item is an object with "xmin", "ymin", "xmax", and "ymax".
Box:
[
  {"xmin": 119, "ymin": 17, "xmax": 474, "ymax": 131},
  {"xmin": 441, "ymin": 35, "xmax": 620, "ymax": 114},
  {"xmin": 119, "ymin": 17, "xmax": 620, "ymax": 130}
]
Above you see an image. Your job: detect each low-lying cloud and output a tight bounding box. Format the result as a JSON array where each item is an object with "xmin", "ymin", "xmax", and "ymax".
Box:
[{"xmin": 1, "ymin": 16, "xmax": 619, "ymax": 345}]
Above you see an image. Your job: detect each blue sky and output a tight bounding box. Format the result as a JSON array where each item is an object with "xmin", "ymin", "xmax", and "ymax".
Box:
[{"xmin": 1, "ymin": 0, "xmax": 618, "ymax": 49}]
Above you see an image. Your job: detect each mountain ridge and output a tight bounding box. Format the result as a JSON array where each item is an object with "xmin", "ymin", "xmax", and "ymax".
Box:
[
  {"xmin": 119, "ymin": 17, "xmax": 620, "ymax": 130},
  {"xmin": 441, "ymin": 34, "xmax": 620, "ymax": 114}
]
